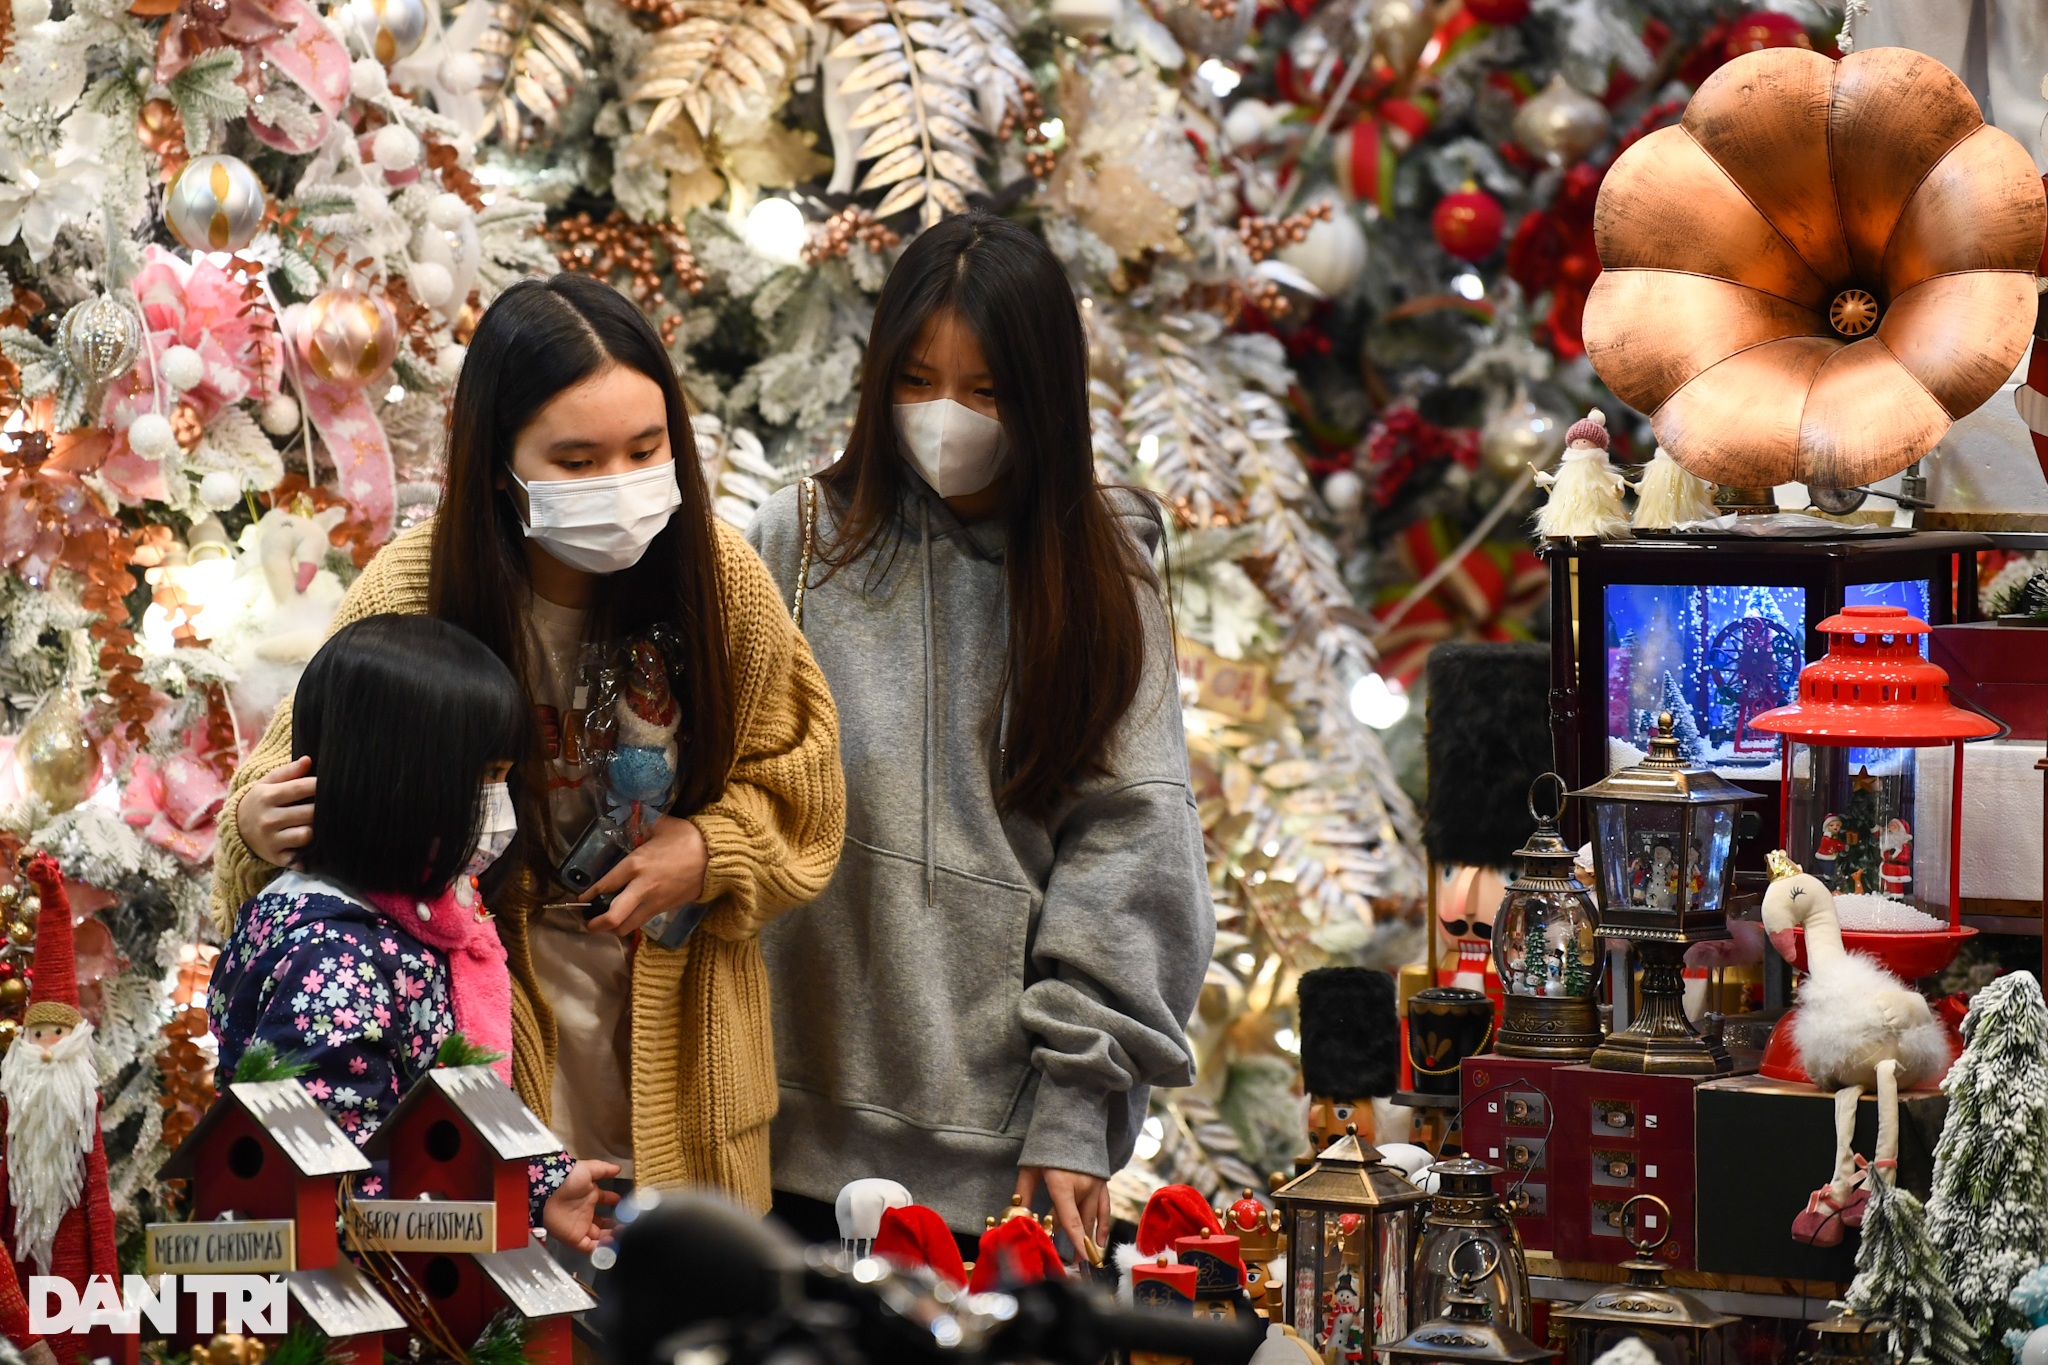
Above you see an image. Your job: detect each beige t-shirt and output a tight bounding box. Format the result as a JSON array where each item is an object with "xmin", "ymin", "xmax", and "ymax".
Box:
[{"xmin": 525, "ymin": 593, "xmax": 635, "ymax": 1176}]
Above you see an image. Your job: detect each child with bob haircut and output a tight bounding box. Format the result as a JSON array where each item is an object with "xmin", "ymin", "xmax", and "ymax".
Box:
[{"xmin": 210, "ymin": 614, "xmax": 616, "ymax": 1249}]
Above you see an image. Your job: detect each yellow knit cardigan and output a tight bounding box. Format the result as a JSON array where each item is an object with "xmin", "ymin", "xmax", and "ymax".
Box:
[{"xmin": 209, "ymin": 518, "xmax": 845, "ymax": 1210}]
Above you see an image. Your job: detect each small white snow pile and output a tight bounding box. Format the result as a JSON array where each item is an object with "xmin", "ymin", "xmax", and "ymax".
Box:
[{"xmin": 1833, "ymin": 894, "xmax": 1947, "ymax": 933}]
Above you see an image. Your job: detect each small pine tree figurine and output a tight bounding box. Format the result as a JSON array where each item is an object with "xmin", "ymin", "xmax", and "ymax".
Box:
[
  {"xmin": 1835, "ymin": 775, "xmax": 1885, "ymax": 895},
  {"xmin": 1927, "ymin": 972, "xmax": 2048, "ymax": 1358},
  {"xmin": 1848, "ymin": 1174, "xmax": 1981, "ymax": 1365},
  {"xmin": 1658, "ymin": 673, "xmax": 1707, "ymax": 763},
  {"xmin": 1517, "ymin": 898, "xmax": 1550, "ymax": 995}
]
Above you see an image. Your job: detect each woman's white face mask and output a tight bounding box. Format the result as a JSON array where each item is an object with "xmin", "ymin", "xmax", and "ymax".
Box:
[
  {"xmin": 466, "ymin": 781, "xmax": 518, "ymax": 877},
  {"xmin": 893, "ymin": 399, "xmax": 1008, "ymax": 498},
  {"xmin": 513, "ymin": 463, "xmax": 682, "ymax": 575}
]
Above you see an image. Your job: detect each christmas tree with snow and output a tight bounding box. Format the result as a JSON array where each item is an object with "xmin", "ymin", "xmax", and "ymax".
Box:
[
  {"xmin": 1658, "ymin": 671, "xmax": 1706, "ymax": 763},
  {"xmin": 1926, "ymin": 971, "xmax": 2048, "ymax": 1360}
]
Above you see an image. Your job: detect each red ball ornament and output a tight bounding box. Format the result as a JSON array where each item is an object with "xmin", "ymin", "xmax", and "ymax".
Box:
[
  {"xmin": 1432, "ymin": 183, "xmax": 1505, "ymax": 261},
  {"xmin": 1723, "ymin": 9, "xmax": 1811, "ymax": 58},
  {"xmin": 1464, "ymin": 0, "xmax": 1528, "ymax": 22}
]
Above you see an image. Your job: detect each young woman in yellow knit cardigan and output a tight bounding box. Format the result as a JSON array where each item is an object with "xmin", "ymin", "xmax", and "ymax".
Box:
[{"xmin": 210, "ymin": 275, "xmax": 845, "ymax": 1210}]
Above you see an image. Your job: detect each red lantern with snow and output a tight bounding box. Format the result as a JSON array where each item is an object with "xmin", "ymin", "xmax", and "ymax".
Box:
[{"xmin": 1748, "ymin": 605, "xmax": 1998, "ymax": 1083}]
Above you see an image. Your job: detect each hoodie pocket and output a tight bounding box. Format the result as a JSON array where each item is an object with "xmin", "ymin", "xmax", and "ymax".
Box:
[{"xmin": 770, "ymin": 837, "xmax": 1035, "ymax": 1137}]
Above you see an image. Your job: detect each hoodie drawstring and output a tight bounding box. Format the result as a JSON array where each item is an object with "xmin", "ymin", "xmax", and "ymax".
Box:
[{"xmin": 920, "ymin": 500, "xmax": 937, "ymax": 909}]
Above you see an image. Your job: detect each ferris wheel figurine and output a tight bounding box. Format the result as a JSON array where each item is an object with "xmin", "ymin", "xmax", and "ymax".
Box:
[{"xmin": 1707, "ymin": 615, "xmax": 1802, "ymax": 757}]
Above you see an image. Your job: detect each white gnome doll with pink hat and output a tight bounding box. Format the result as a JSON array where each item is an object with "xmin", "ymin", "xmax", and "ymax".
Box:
[{"xmin": 1534, "ymin": 409, "xmax": 1630, "ymax": 540}]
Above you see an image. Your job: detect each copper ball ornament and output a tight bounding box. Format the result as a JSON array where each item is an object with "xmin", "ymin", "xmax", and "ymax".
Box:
[
  {"xmin": 165, "ymin": 154, "xmax": 267, "ymax": 253},
  {"xmin": 58, "ymin": 295, "xmax": 142, "ymax": 385},
  {"xmin": 1582, "ymin": 46, "xmax": 2045, "ymax": 490},
  {"xmin": 299, "ymin": 287, "xmax": 399, "ymax": 388}
]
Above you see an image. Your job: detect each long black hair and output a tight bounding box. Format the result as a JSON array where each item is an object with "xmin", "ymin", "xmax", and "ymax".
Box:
[
  {"xmin": 816, "ymin": 212, "xmax": 1152, "ymax": 818},
  {"xmin": 292, "ymin": 614, "xmax": 529, "ymax": 898},
  {"xmin": 428, "ymin": 274, "xmax": 735, "ymax": 843}
]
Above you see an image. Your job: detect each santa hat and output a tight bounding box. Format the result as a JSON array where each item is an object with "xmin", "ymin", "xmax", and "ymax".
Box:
[
  {"xmin": 22, "ymin": 854, "xmax": 81, "ymax": 1029},
  {"xmin": 1564, "ymin": 409, "xmax": 1610, "ymax": 452},
  {"xmin": 1297, "ymin": 967, "xmax": 1399, "ymax": 1100},
  {"xmin": 966, "ymin": 1215, "xmax": 1065, "ymax": 1294},
  {"xmin": 1114, "ymin": 1184, "xmax": 1220, "ymax": 1299},
  {"xmin": 873, "ymin": 1205, "xmax": 967, "ymax": 1288}
]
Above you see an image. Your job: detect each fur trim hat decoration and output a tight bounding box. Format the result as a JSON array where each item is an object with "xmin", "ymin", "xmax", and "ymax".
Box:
[{"xmin": 1297, "ymin": 967, "xmax": 1401, "ymax": 1099}]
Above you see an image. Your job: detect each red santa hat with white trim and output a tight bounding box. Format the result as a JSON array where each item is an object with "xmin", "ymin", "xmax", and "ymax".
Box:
[
  {"xmin": 872, "ymin": 1205, "xmax": 968, "ymax": 1289},
  {"xmin": 1114, "ymin": 1184, "xmax": 1221, "ymax": 1301}
]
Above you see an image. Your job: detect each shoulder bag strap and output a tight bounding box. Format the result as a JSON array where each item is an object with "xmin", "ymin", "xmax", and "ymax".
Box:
[{"xmin": 790, "ymin": 476, "xmax": 818, "ymax": 628}]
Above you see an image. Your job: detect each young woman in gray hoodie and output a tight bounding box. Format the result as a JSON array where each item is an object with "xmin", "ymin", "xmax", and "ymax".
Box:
[{"xmin": 748, "ymin": 212, "xmax": 1215, "ymax": 1260}]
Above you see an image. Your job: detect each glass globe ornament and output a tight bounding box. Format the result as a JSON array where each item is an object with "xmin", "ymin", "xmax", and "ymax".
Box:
[
  {"xmin": 1493, "ymin": 774, "xmax": 1603, "ymax": 1060},
  {"xmin": 164, "ymin": 154, "xmax": 267, "ymax": 253}
]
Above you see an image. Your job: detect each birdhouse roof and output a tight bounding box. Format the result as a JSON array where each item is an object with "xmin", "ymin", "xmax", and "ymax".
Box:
[
  {"xmin": 160, "ymin": 1080, "xmax": 370, "ymax": 1179},
  {"xmin": 285, "ymin": 1261, "xmax": 408, "ymax": 1337},
  {"xmin": 473, "ymin": 1242, "xmax": 595, "ymax": 1319},
  {"xmin": 361, "ymin": 1065, "xmax": 563, "ymax": 1161}
]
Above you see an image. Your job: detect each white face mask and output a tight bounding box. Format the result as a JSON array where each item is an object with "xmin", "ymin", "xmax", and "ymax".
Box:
[
  {"xmin": 466, "ymin": 781, "xmax": 518, "ymax": 877},
  {"xmin": 893, "ymin": 399, "xmax": 1008, "ymax": 498},
  {"xmin": 512, "ymin": 462, "xmax": 683, "ymax": 574}
]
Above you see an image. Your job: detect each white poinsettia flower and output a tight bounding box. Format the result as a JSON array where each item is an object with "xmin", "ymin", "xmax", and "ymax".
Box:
[{"xmin": 0, "ymin": 108, "xmax": 108, "ymax": 261}]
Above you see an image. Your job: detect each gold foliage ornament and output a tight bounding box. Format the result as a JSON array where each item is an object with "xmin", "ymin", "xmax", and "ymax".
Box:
[
  {"xmin": 458, "ymin": 0, "xmax": 594, "ymax": 145},
  {"xmin": 629, "ymin": 0, "xmax": 813, "ymax": 141},
  {"xmin": 1583, "ymin": 46, "xmax": 2045, "ymax": 490},
  {"xmin": 818, "ymin": 0, "xmax": 1030, "ymax": 229}
]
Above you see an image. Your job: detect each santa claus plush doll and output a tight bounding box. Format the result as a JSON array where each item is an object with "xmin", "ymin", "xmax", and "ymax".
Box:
[{"xmin": 0, "ymin": 855, "xmax": 118, "ymax": 1365}]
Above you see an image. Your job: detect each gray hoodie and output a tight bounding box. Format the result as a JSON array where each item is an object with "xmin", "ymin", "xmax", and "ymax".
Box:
[{"xmin": 747, "ymin": 480, "xmax": 1214, "ymax": 1232}]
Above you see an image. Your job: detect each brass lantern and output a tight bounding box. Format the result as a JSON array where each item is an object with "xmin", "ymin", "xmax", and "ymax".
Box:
[
  {"xmin": 1494, "ymin": 775, "xmax": 1602, "ymax": 1060},
  {"xmin": 1272, "ymin": 1130, "xmax": 1432, "ymax": 1358},
  {"xmin": 1553, "ymin": 1196, "xmax": 1737, "ymax": 1365},
  {"xmin": 1412, "ymin": 1160, "xmax": 1532, "ymax": 1337},
  {"xmin": 1382, "ymin": 1240, "xmax": 1555, "ymax": 1365},
  {"xmin": 1572, "ymin": 713, "xmax": 1758, "ymax": 1076}
]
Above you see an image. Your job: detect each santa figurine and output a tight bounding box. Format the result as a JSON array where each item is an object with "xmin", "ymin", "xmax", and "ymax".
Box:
[
  {"xmin": 0, "ymin": 855, "xmax": 118, "ymax": 1365},
  {"xmin": 1880, "ymin": 819, "xmax": 1912, "ymax": 898},
  {"xmin": 1534, "ymin": 409, "xmax": 1630, "ymax": 540}
]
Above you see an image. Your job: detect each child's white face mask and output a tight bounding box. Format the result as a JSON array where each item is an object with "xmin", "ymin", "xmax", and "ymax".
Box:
[{"xmin": 467, "ymin": 781, "xmax": 518, "ymax": 876}]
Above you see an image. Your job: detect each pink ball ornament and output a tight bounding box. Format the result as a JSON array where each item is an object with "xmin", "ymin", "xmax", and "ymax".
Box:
[{"xmin": 298, "ymin": 287, "xmax": 399, "ymax": 388}]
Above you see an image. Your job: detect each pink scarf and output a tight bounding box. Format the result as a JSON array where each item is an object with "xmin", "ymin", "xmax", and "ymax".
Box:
[{"xmin": 367, "ymin": 879, "xmax": 514, "ymax": 1084}]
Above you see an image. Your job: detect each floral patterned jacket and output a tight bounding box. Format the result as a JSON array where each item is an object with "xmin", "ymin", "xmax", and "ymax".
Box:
[{"xmin": 210, "ymin": 877, "xmax": 572, "ymax": 1225}]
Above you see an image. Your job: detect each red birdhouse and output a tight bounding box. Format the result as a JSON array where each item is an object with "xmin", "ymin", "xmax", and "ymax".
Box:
[
  {"xmin": 156, "ymin": 1081, "xmax": 404, "ymax": 1365},
  {"xmin": 359, "ymin": 1067, "xmax": 590, "ymax": 1365}
]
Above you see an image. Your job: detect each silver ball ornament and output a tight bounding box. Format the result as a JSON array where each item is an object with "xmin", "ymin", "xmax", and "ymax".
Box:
[
  {"xmin": 1322, "ymin": 468, "xmax": 1366, "ymax": 518},
  {"xmin": 58, "ymin": 295, "xmax": 142, "ymax": 386},
  {"xmin": 345, "ymin": 0, "xmax": 429, "ymax": 65},
  {"xmin": 165, "ymin": 154, "xmax": 267, "ymax": 253},
  {"xmin": 1513, "ymin": 74, "xmax": 1609, "ymax": 168},
  {"xmin": 1481, "ymin": 390, "xmax": 1568, "ymax": 477}
]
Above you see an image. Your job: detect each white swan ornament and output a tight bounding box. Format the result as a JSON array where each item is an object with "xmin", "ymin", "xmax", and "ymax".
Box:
[{"xmin": 1761, "ymin": 851, "xmax": 1952, "ymax": 1246}]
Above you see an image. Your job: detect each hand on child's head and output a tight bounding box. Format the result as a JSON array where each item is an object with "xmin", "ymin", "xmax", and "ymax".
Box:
[{"xmin": 243, "ymin": 755, "xmax": 317, "ymax": 868}]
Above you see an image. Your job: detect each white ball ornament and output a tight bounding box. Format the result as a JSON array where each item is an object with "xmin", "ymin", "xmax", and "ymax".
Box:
[
  {"xmin": 426, "ymin": 193, "xmax": 471, "ymax": 231},
  {"xmin": 1275, "ymin": 200, "xmax": 1368, "ymax": 297},
  {"xmin": 350, "ymin": 57, "xmax": 388, "ymax": 102},
  {"xmin": 434, "ymin": 342, "xmax": 466, "ymax": 383},
  {"xmin": 371, "ymin": 125, "xmax": 421, "ymax": 172},
  {"xmin": 13, "ymin": 0, "xmax": 50, "ymax": 28},
  {"xmin": 2022, "ymin": 1326, "xmax": 2048, "ymax": 1365},
  {"xmin": 1322, "ymin": 468, "xmax": 1366, "ymax": 517},
  {"xmin": 1223, "ymin": 99, "xmax": 1275, "ymax": 150},
  {"xmin": 198, "ymin": 470, "xmax": 244, "ymax": 511},
  {"xmin": 438, "ymin": 50, "xmax": 483, "ymax": 94},
  {"xmin": 161, "ymin": 345, "xmax": 206, "ymax": 393},
  {"xmin": 128, "ymin": 413, "xmax": 177, "ymax": 461},
  {"xmin": 258, "ymin": 393, "xmax": 301, "ymax": 436},
  {"xmin": 410, "ymin": 262, "xmax": 454, "ymax": 307}
]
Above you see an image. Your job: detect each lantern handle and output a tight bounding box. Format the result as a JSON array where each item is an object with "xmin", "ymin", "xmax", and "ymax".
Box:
[
  {"xmin": 1619, "ymin": 1193, "xmax": 1672, "ymax": 1255},
  {"xmin": 1447, "ymin": 1236, "xmax": 1500, "ymax": 1293},
  {"xmin": 1527, "ymin": 772, "xmax": 1567, "ymax": 827}
]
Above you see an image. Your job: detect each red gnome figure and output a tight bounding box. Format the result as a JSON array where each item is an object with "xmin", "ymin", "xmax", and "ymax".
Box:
[{"xmin": 0, "ymin": 855, "xmax": 118, "ymax": 1365}]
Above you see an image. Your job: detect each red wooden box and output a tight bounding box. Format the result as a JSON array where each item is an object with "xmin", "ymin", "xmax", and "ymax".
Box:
[
  {"xmin": 1550, "ymin": 1067, "xmax": 1702, "ymax": 1271},
  {"xmin": 1459, "ymin": 1055, "xmax": 1582, "ymax": 1254},
  {"xmin": 1930, "ymin": 621, "xmax": 2048, "ymax": 740}
]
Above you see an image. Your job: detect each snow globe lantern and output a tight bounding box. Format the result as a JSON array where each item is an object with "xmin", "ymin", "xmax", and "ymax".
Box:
[
  {"xmin": 1493, "ymin": 774, "xmax": 1602, "ymax": 1060},
  {"xmin": 1381, "ymin": 1241, "xmax": 1554, "ymax": 1365},
  {"xmin": 1271, "ymin": 1130, "xmax": 1431, "ymax": 1358},
  {"xmin": 1747, "ymin": 604, "xmax": 1995, "ymax": 1080},
  {"xmin": 1552, "ymin": 1196, "xmax": 1737, "ymax": 1365},
  {"xmin": 1572, "ymin": 714, "xmax": 1759, "ymax": 1076}
]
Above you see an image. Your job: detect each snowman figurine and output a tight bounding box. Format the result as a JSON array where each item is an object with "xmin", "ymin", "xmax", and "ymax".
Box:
[{"xmin": 1535, "ymin": 409, "xmax": 1630, "ymax": 540}]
